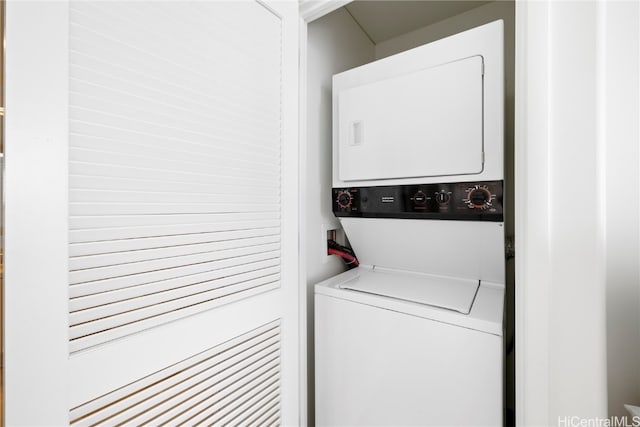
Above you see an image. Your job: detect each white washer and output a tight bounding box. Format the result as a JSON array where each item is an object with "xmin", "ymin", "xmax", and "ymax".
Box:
[
  {"xmin": 315, "ymin": 267, "xmax": 504, "ymax": 426},
  {"xmin": 315, "ymin": 20, "xmax": 506, "ymax": 427}
]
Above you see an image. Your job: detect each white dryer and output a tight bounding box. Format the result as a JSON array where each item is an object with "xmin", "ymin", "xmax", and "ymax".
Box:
[{"xmin": 315, "ymin": 20, "xmax": 506, "ymax": 426}]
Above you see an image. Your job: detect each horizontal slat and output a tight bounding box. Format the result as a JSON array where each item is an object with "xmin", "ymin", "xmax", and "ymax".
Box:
[
  {"xmin": 99, "ymin": 346, "xmax": 280, "ymax": 426},
  {"xmin": 70, "ymin": 235, "xmax": 280, "ymax": 270},
  {"xmin": 70, "ymin": 276, "xmax": 280, "ymax": 340},
  {"xmin": 131, "ymin": 1, "xmax": 280, "ymax": 63},
  {"xmin": 68, "ymin": 122, "xmax": 278, "ymax": 164},
  {"xmin": 70, "ymin": 322, "xmax": 279, "ymax": 416},
  {"xmin": 69, "ymin": 242, "xmax": 280, "ymax": 284},
  {"xmin": 155, "ymin": 1, "xmax": 281, "ymax": 57},
  {"xmin": 68, "ymin": 70, "xmax": 278, "ymax": 137},
  {"xmin": 242, "ymin": 394, "xmax": 281, "ymax": 427},
  {"xmin": 69, "ymin": 69, "xmax": 278, "ymax": 131},
  {"xmin": 182, "ymin": 369, "xmax": 281, "ymax": 426},
  {"xmin": 70, "ymin": 189, "xmax": 278, "ymax": 206},
  {"xmin": 178, "ymin": 2, "xmax": 280, "ymax": 52},
  {"xmin": 70, "ymin": 269, "xmax": 280, "ymax": 323},
  {"xmin": 70, "ymin": 221, "xmax": 280, "ymax": 244},
  {"xmin": 251, "ymin": 398, "xmax": 282, "ymax": 427},
  {"xmin": 69, "ymin": 227, "xmax": 280, "ymax": 257},
  {"xmin": 70, "ymin": 2, "xmax": 279, "ymax": 87},
  {"xmin": 70, "ymin": 174, "xmax": 280, "ymax": 197},
  {"xmin": 70, "ymin": 134, "xmax": 280, "ymax": 172},
  {"xmin": 202, "ymin": 376, "xmax": 280, "ymax": 426},
  {"xmin": 68, "ymin": 59, "xmax": 278, "ymax": 120},
  {"xmin": 69, "ymin": 83, "xmax": 279, "ymax": 139},
  {"xmin": 151, "ymin": 363, "xmax": 280, "ymax": 425},
  {"xmin": 70, "ymin": 164, "xmax": 279, "ymax": 197},
  {"xmin": 70, "ymin": 250, "xmax": 280, "ymax": 297},
  {"xmin": 70, "ymin": 261, "xmax": 280, "ymax": 311},
  {"xmin": 68, "ymin": 53, "xmax": 277, "ymax": 125},
  {"xmin": 77, "ymin": 339, "xmax": 280, "ymax": 425},
  {"xmin": 213, "ymin": 385, "xmax": 281, "ymax": 427},
  {"xmin": 232, "ymin": 391, "xmax": 281, "ymax": 427},
  {"xmin": 70, "ymin": 161, "xmax": 278, "ymax": 190},
  {"xmin": 70, "ymin": 19, "xmax": 278, "ymax": 109},
  {"xmin": 70, "ymin": 176, "xmax": 278, "ymax": 207},
  {"xmin": 69, "ymin": 147, "xmax": 278, "ymax": 182},
  {"xmin": 260, "ymin": 410, "xmax": 281, "ymax": 427},
  {"xmin": 70, "ymin": 212, "xmax": 280, "ymax": 230},
  {"xmin": 70, "ymin": 202, "xmax": 280, "ymax": 216},
  {"xmin": 69, "ymin": 55, "xmax": 277, "ymax": 118},
  {"xmin": 69, "ymin": 283, "xmax": 279, "ymax": 353},
  {"xmin": 69, "ymin": 120, "xmax": 280, "ymax": 164},
  {"xmin": 70, "ymin": 321, "xmax": 281, "ymax": 424},
  {"xmin": 69, "ymin": 2, "xmax": 279, "ymax": 87}
]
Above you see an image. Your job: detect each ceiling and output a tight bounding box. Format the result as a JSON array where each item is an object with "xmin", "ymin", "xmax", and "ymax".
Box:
[{"xmin": 344, "ymin": 1, "xmax": 492, "ymax": 44}]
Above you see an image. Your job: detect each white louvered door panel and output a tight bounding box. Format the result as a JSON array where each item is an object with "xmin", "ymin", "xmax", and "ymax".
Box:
[
  {"xmin": 68, "ymin": 0, "xmax": 284, "ymax": 353},
  {"xmin": 5, "ymin": 1, "xmax": 300, "ymax": 425},
  {"xmin": 70, "ymin": 321, "xmax": 283, "ymax": 426}
]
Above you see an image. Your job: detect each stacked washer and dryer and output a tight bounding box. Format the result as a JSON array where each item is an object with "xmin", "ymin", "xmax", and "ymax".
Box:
[{"xmin": 314, "ymin": 21, "xmax": 506, "ymax": 426}]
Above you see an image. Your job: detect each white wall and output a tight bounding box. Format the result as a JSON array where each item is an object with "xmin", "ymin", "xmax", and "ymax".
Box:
[
  {"xmin": 516, "ymin": 0, "xmax": 640, "ymax": 423},
  {"xmin": 305, "ymin": 8, "xmax": 374, "ymax": 287},
  {"xmin": 303, "ymin": 7, "xmax": 374, "ymax": 425},
  {"xmin": 603, "ymin": 1, "xmax": 640, "ymax": 419}
]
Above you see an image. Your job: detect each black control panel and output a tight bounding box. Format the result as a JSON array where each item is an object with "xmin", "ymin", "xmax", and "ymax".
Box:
[{"xmin": 333, "ymin": 181, "xmax": 503, "ymax": 221}]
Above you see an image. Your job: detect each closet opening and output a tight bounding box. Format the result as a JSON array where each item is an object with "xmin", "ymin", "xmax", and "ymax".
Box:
[{"xmin": 303, "ymin": 1, "xmax": 515, "ymax": 425}]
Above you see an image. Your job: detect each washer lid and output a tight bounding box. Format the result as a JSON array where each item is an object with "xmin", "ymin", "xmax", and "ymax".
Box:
[{"xmin": 339, "ymin": 268, "xmax": 480, "ymax": 314}]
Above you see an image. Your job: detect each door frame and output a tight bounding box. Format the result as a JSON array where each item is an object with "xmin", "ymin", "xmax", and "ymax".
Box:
[
  {"xmin": 4, "ymin": 2, "xmax": 70, "ymax": 423},
  {"xmin": 297, "ymin": 1, "xmax": 539, "ymax": 426},
  {"xmin": 297, "ymin": 3, "xmax": 356, "ymax": 425}
]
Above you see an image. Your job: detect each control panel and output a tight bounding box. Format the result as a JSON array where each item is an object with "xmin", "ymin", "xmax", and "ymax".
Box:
[{"xmin": 333, "ymin": 181, "xmax": 503, "ymax": 221}]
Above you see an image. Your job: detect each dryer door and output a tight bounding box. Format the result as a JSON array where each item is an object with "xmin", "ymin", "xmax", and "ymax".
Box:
[{"xmin": 337, "ymin": 55, "xmax": 484, "ymax": 182}]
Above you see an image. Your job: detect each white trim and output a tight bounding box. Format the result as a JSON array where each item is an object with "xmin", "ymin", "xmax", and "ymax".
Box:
[
  {"xmin": 595, "ymin": 10, "xmax": 609, "ymax": 419},
  {"xmin": 515, "ymin": 1, "xmax": 557, "ymax": 422},
  {"xmin": 297, "ymin": 15, "xmax": 310, "ymax": 427},
  {"xmin": 514, "ymin": 1, "xmax": 548, "ymax": 426},
  {"xmin": 4, "ymin": 1, "xmax": 70, "ymax": 424},
  {"xmin": 515, "ymin": 2, "xmax": 552, "ymax": 424},
  {"xmin": 299, "ymin": 0, "xmax": 351, "ymax": 23},
  {"xmin": 296, "ymin": 6, "xmax": 312, "ymax": 427},
  {"xmin": 276, "ymin": 1, "xmax": 302, "ymax": 425},
  {"xmin": 297, "ymin": 3, "xmax": 354, "ymax": 426},
  {"xmin": 515, "ymin": 1, "xmax": 611, "ymax": 424}
]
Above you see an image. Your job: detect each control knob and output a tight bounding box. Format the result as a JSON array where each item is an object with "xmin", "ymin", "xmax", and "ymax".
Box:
[
  {"xmin": 412, "ymin": 191, "xmax": 427, "ymax": 206},
  {"xmin": 435, "ymin": 191, "xmax": 451, "ymax": 205},
  {"xmin": 336, "ymin": 190, "xmax": 353, "ymax": 209},
  {"xmin": 465, "ymin": 185, "xmax": 493, "ymax": 209}
]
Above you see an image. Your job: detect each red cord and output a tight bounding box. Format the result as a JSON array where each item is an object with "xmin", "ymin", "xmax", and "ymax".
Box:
[{"xmin": 328, "ymin": 248, "xmax": 359, "ymax": 267}]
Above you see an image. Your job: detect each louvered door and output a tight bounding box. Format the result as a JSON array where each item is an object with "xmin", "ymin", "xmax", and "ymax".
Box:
[{"xmin": 4, "ymin": 1, "xmax": 300, "ymax": 425}]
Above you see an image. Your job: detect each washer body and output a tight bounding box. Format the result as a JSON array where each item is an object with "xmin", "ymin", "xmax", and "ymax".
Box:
[{"xmin": 315, "ymin": 267, "xmax": 504, "ymax": 426}]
